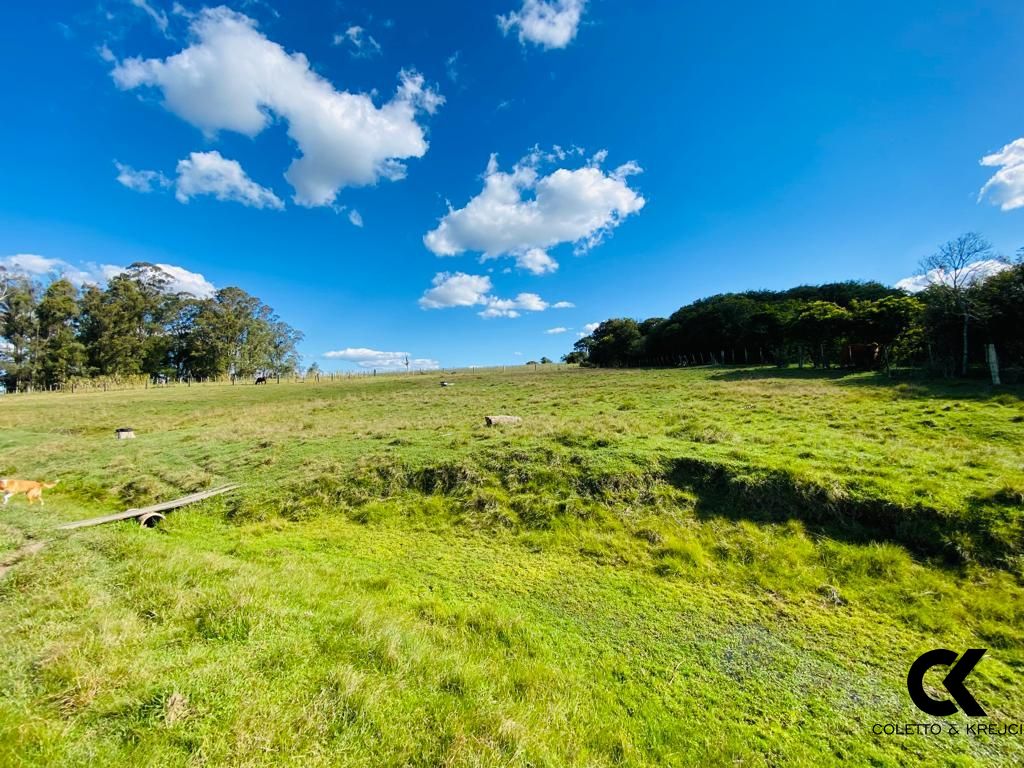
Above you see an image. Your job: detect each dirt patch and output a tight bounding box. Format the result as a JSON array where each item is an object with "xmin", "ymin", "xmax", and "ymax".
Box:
[{"xmin": 0, "ymin": 539, "xmax": 47, "ymax": 578}]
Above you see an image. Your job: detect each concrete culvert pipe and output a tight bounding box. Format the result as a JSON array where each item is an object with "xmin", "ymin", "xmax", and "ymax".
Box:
[{"xmin": 137, "ymin": 512, "xmax": 165, "ymax": 528}]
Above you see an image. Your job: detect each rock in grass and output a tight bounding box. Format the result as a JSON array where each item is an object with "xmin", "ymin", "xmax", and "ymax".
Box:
[
  {"xmin": 165, "ymin": 692, "xmax": 189, "ymax": 725},
  {"xmin": 485, "ymin": 415, "xmax": 522, "ymax": 426}
]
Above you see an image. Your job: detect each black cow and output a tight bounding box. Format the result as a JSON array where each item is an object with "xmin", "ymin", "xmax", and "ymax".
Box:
[{"xmin": 255, "ymin": 376, "xmax": 268, "ymax": 385}]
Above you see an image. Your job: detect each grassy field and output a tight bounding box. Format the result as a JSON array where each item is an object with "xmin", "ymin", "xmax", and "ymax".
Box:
[{"xmin": 0, "ymin": 365, "xmax": 1022, "ymax": 766}]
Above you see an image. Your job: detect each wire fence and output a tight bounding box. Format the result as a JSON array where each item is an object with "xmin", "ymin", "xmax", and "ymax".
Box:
[{"xmin": 0, "ymin": 363, "xmax": 576, "ymax": 397}]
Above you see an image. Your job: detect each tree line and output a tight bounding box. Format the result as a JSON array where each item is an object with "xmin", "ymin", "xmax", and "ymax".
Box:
[
  {"xmin": 567, "ymin": 234, "xmax": 1024, "ymax": 378},
  {"xmin": 0, "ymin": 263, "xmax": 302, "ymax": 392}
]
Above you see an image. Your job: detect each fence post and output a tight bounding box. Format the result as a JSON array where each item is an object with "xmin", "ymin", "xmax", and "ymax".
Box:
[{"xmin": 987, "ymin": 344, "xmax": 1001, "ymax": 386}]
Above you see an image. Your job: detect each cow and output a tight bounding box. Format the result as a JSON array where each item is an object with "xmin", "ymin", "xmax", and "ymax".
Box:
[{"xmin": 254, "ymin": 376, "xmax": 268, "ymax": 385}]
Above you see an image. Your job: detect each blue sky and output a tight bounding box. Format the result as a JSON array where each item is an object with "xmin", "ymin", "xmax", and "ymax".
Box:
[{"xmin": 1, "ymin": 1, "xmax": 1022, "ymax": 370}]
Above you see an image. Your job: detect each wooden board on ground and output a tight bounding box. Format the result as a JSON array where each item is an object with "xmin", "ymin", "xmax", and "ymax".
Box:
[{"xmin": 56, "ymin": 484, "xmax": 241, "ymax": 531}]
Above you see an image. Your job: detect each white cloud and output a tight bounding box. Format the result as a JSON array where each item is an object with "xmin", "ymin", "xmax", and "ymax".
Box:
[
  {"xmin": 424, "ymin": 150, "xmax": 644, "ymax": 273},
  {"xmin": 112, "ymin": 7, "xmax": 441, "ymax": 208},
  {"xmin": 0, "ymin": 254, "xmax": 102, "ymax": 287},
  {"xmin": 115, "ymin": 161, "xmax": 172, "ymax": 192},
  {"xmin": 516, "ymin": 247, "xmax": 558, "ymax": 274},
  {"xmin": 146, "ymin": 263, "xmax": 217, "ymax": 297},
  {"xmin": 544, "ymin": 326, "xmax": 568, "ymax": 334},
  {"xmin": 446, "ymin": 51, "xmax": 460, "ymax": 83},
  {"xmin": 0, "ymin": 254, "xmax": 215, "ymax": 297},
  {"xmin": 333, "ymin": 25, "xmax": 381, "ymax": 58},
  {"xmin": 552, "ymin": 300, "xmax": 574, "ymax": 308},
  {"xmin": 498, "ymin": 0, "xmax": 586, "ymax": 50},
  {"xmin": 418, "ymin": 272, "xmax": 571, "ymax": 319},
  {"xmin": 418, "ymin": 272, "xmax": 493, "ymax": 309},
  {"xmin": 895, "ymin": 259, "xmax": 1011, "ymax": 293},
  {"xmin": 348, "ymin": 209, "xmax": 364, "ymax": 227},
  {"xmin": 175, "ymin": 150, "xmax": 284, "ymax": 209},
  {"xmin": 322, "ymin": 347, "xmax": 439, "ymax": 370},
  {"xmin": 979, "ymin": 138, "xmax": 1024, "ymax": 211},
  {"xmin": 131, "ymin": 0, "xmax": 169, "ymax": 34},
  {"xmin": 116, "ymin": 152, "xmax": 282, "ymax": 209},
  {"xmin": 583, "ymin": 321, "xmax": 599, "ymax": 332},
  {"xmin": 479, "ymin": 292, "xmax": 549, "ymax": 318}
]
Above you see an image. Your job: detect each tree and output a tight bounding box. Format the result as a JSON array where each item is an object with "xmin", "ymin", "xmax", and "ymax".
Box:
[
  {"xmin": 974, "ymin": 262, "xmax": 1024, "ymax": 369},
  {"xmin": 849, "ymin": 295, "xmax": 924, "ymax": 369},
  {"xmin": 0, "ymin": 266, "xmax": 11, "ymax": 307},
  {"xmin": 917, "ymin": 233, "xmax": 1003, "ymax": 376},
  {"xmin": 566, "ymin": 249, "xmax": 1022, "ymax": 376},
  {"xmin": 584, "ymin": 319, "xmax": 642, "ymax": 367},
  {"xmin": 79, "ymin": 264, "xmax": 173, "ymax": 376},
  {"xmin": 266, "ymin": 318, "xmax": 302, "ymax": 376},
  {"xmin": 35, "ymin": 278, "xmax": 85, "ymax": 387},
  {"xmin": 788, "ymin": 301, "xmax": 851, "ymax": 368},
  {"xmin": 0, "ymin": 264, "xmax": 302, "ymax": 387},
  {"xmin": 562, "ymin": 350, "xmax": 587, "ymax": 364},
  {"xmin": 0, "ymin": 276, "xmax": 39, "ymax": 391}
]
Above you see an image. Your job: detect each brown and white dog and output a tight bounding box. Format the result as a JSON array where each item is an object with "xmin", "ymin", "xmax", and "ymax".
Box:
[{"xmin": 0, "ymin": 478, "xmax": 57, "ymax": 506}]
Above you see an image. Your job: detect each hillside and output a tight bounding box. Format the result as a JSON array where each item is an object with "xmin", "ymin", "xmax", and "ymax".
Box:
[{"xmin": 1, "ymin": 366, "xmax": 1022, "ymax": 766}]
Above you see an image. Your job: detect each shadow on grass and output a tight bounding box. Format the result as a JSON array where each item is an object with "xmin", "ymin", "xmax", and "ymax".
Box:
[
  {"xmin": 707, "ymin": 366, "xmax": 1023, "ymax": 401},
  {"xmin": 665, "ymin": 456, "xmax": 1021, "ymax": 568}
]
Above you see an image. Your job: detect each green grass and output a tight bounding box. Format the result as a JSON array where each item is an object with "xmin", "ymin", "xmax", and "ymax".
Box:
[{"xmin": 0, "ymin": 365, "xmax": 1022, "ymax": 766}]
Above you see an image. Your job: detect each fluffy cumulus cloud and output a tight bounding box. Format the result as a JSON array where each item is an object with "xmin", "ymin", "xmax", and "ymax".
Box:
[
  {"xmin": 895, "ymin": 260, "xmax": 1011, "ymax": 293},
  {"xmin": 116, "ymin": 152, "xmax": 282, "ymax": 209},
  {"xmin": 139, "ymin": 262, "xmax": 217, "ymax": 297},
  {"xmin": 418, "ymin": 272, "xmax": 573, "ymax": 318},
  {"xmin": 0, "ymin": 254, "xmax": 215, "ymax": 297},
  {"xmin": 979, "ymin": 138, "xmax": 1024, "ymax": 211},
  {"xmin": 114, "ymin": 161, "xmax": 171, "ymax": 193},
  {"xmin": 424, "ymin": 150, "xmax": 644, "ymax": 274},
  {"xmin": 498, "ymin": 0, "xmax": 586, "ymax": 50},
  {"xmin": 111, "ymin": 7, "xmax": 442, "ymax": 207},
  {"xmin": 478, "ymin": 292, "xmax": 549, "ymax": 318},
  {"xmin": 175, "ymin": 150, "xmax": 284, "ymax": 209},
  {"xmin": 322, "ymin": 348, "xmax": 439, "ymax": 370},
  {"xmin": 418, "ymin": 272, "xmax": 493, "ymax": 309},
  {"xmin": 516, "ymin": 247, "xmax": 559, "ymax": 274}
]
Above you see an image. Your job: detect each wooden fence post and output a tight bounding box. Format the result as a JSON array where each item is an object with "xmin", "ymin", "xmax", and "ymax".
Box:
[{"xmin": 987, "ymin": 344, "xmax": 1001, "ymax": 386}]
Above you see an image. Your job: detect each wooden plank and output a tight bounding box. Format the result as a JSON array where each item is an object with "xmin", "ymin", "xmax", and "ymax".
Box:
[{"xmin": 56, "ymin": 484, "xmax": 241, "ymax": 531}]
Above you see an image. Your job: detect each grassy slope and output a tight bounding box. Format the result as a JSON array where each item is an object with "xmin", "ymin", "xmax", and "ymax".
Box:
[{"xmin": 0, "ymin": 366, "xmax": 1022, "ymax": 766}]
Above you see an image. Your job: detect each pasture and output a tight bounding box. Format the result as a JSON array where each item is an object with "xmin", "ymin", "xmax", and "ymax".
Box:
[{"xmin": 0, "ymin": 365, "xmax": 1022, "ymax": 766}]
